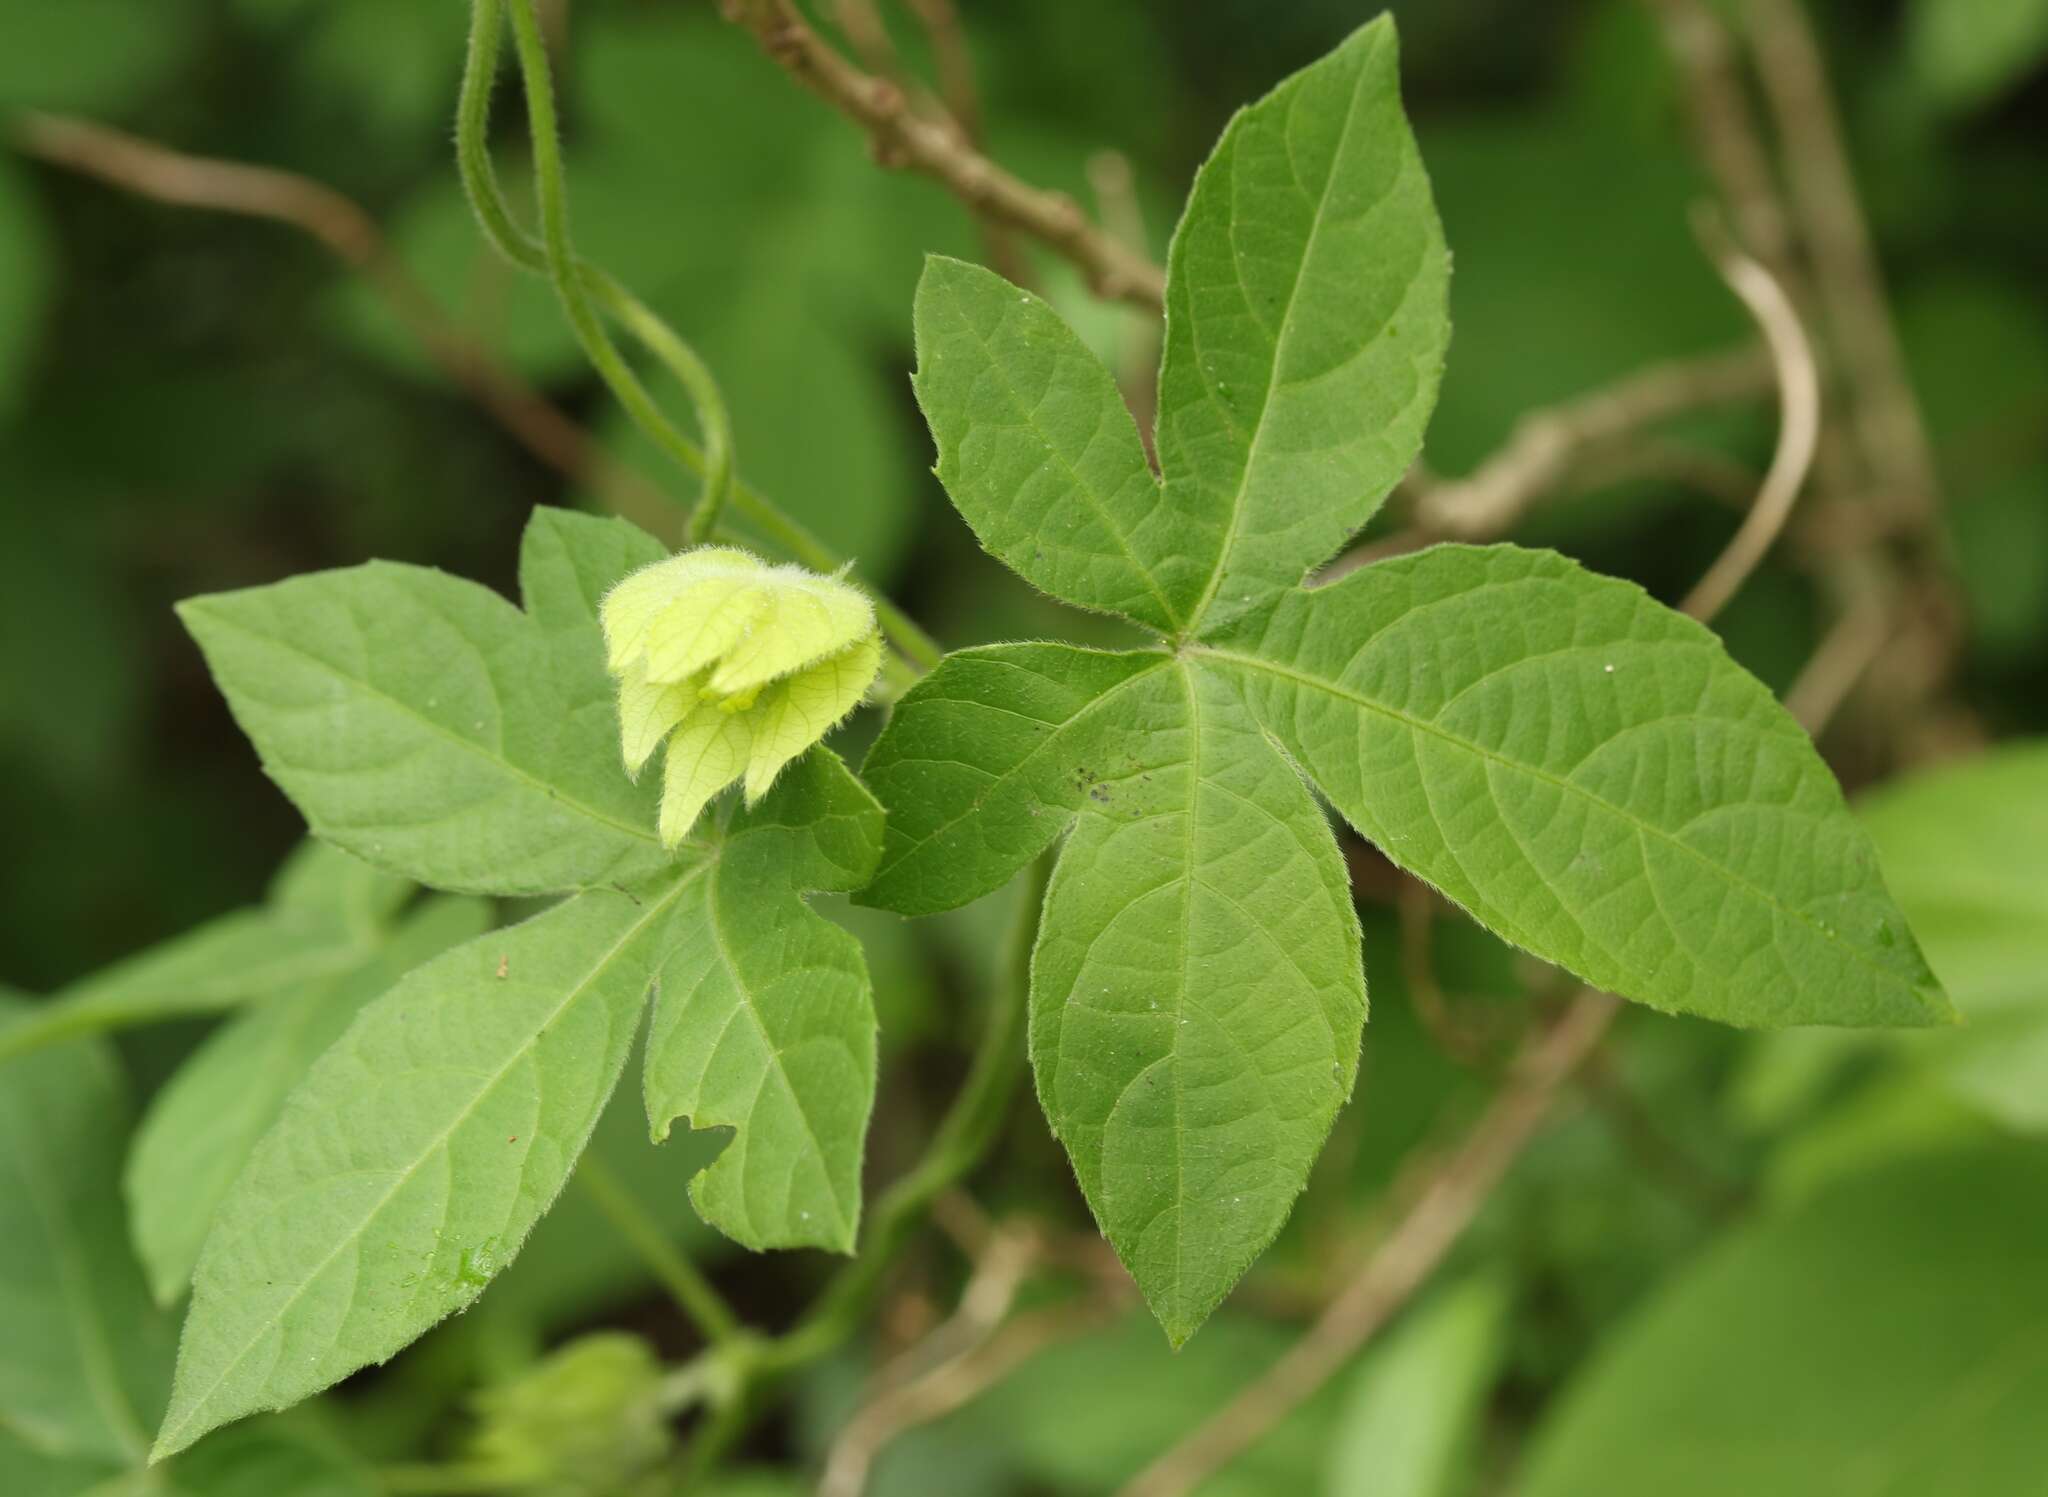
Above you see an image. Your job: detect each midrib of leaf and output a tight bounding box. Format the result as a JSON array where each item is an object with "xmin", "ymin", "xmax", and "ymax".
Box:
[
  {"xmin": 190, "ymin": 604, "xmax": 659, "ymax": 849},
  {"xmin": 884, "ymin": 653, "xmax": 1173, "ymax": 866},
  {"xmin": 940, "ymin": 279, "xmax": 1178, "ymax": 632},
  {"xmin": 0, "ymin": 1094, "xmax": 149, "ymax": 1461},
  {"xmin": 1196, "ymin": 644, "xmax": 1912, "ymax": 995},
  {"xmin": 703, "ymin": 854, "xmax": 854, "ymax": 1242},
  {"xmin": 1181, "ymin": 42, "xmax": 1375, "ymax": 633},
  {"xmin": 1166, "ymin": 662, "xmax": 1199, "ymax": 1326},
  {"xmin": 152, "ymin": 869, "xmax": 700, "ymax": 1458}
]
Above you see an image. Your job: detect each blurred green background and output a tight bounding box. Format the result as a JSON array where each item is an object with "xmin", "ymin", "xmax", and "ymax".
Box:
[{"xmin": 1, "ymin": 2, "xmax": 2045, "ymax": 1490}]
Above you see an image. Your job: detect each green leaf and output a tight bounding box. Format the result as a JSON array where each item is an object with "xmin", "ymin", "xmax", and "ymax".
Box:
[
  {"xmin": 912, "ymin": 257, "xmax": 1187, "ymax": 632},
  {"xmin": 1745, "ymin": 742, "xmax": 2048, "ymax": 1135},
  {"xmin": 1030, "ymin": 662, "xmax": 1364, "ymax": 1344},
  {"xmin": 151, "ymin": 877, "xmax": 697, "ymax": 1460},
  {"xmin": 265, "ymin": 838, "xmax": 415, "ymax": 932},
  {"xmin": 857, "ymin": 643, "xmax": 1172, "ymax": 916},
  {"xmin": 516, "ymin": 506, "xmax": 670, "ymax": 636},
  {"xmin": 0, "ymin": 1000, "xmax": 176, "ymax": 1468},
  {"xmin": 1156, "ymin": 16, "xmax": 1449, "ymax": 631},
  {"xmin": 1199, "ymin": 545, "xmax": 1948, "ymax": 1029},
  {"xmin": 643, "ymin": 749, "xmax": 884, "ymax": 1253},
  {"xmin": 1859, "ymin": 740, "xmax": 2048, "ymax": 1014},
  {"xmin": 1327, "ymin": 1277, "xmax": 1508, "ymax": 1497},
  {"xmin": 1907, "ymin": 0, "xmax": 2048, "ymax": 114},
  {"xmin": 1520, "ymin": 1144, "xmax": 2048, "ymax": 1497},
  {"xmin": 0, "ymin": 842, "xmax": 402, "ymax": 1067},
  {"xmin": 177, "ymin": 509, "xmax": 670, "ymax": 897},
  {"xmin": 125, "ymin": 895, "xmax": 492, "ymax": 1306}
]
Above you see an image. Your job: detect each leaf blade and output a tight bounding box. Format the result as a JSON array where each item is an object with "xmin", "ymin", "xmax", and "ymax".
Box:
[
  {"xmin": 1202, "ymin": 544, "xmax": 1947, "ymax": 1029},
  {"xmin": 178, "ymin": 557, "xmax": 665, "ymax": 896},
  {"xmin": 1030, "ymin": 662, "xmax": 1364, "ymax": 1344},
  {"xmin": 0, "ymin": 1000, "xmax": 175, "ymax": 1467},
  {"xmin": 912, "ymin": 255, "xmax": 1185, "ymax": 631},
  {"xmin": 857, "ymin": 643, "xmax": 1172, "ymax": 916},
  {"xmin": 643, "ymin": 750, "xmax": 883, "ymax": 1252},
  {"xmin": 1520, "ymin": 1145, "xmax": 2048, "ymax": 1497},
  {"xmin": 0, "ymin": 844, "xmax": 396, "ymax": 1067},
  {"xmin": 152, "ymin": 879, "xmax": 692, "ymax": 1459},
  {"xmin": 124, "ymin": 895, "xmax": 492, "ymax": 1306},
  {"xmin": 1158, "ymin": 16, "xmax": 1449, "ymax": 631}
]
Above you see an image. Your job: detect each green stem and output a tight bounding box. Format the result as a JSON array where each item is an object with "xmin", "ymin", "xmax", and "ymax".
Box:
[
  {"xmin": 502, "ymin": 0, "xmax": 735, "ymax": 543},
  {"xmin": 763, "ymin": 852, "xmax": 1049, "ymax": 1373},
  {"xmin": 573, "ymin": 1154, "xmax": 741, "ymax": 1346},
  {"xmin": 459, "ymin": 0, "xmax": 942, "ymax": 673}
]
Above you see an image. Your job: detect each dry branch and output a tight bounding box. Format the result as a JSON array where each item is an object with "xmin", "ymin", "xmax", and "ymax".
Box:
[{"xmin": 721, "ymin": 0, "xmax": 1164, "ymax": 309}]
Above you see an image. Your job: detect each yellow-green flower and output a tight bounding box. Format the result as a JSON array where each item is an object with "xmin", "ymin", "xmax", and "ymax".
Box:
[{"xmin": 600, "ymin": 548, "xmax": 882, "ymax": 845}]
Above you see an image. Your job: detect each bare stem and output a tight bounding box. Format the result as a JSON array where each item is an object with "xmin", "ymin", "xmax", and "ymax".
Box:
[
  {"xmin": 1679, "ymin": 216, "xmax": 1821, "ymax": 621},
  {"xmin": 1744, "ymin": 0, "xmax": 1943, "ymax": 526},
  {"xmin": 10, "ymin": 111, "xmax": 634, "ymax": 510},
  {"xmin": 1408, "ymin": 345, "xmax": 1774, "ymax": 540},
  {"xmin": 721, "ymin": 0, "xmax": 1163, "ymax": 309}
]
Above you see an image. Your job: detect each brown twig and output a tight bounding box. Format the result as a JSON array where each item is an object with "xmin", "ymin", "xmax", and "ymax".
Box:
[
  {"xmin": 820, "ymin": 1221, "xmax": 1118, "ymax": 1497},
  {"xmin": 1407, "ymin": 345, "xmax": 1774, "ymax": 540},
  {"xmin": 1743, "ymin": 0, "xmax": 1942, "ymax": 528},
  {"xmin": 720, "ymin": 0, "xmax": 1164, "ymax": 309},
  {"xmin": 904, "ymin": 0, "xmax": 984, "ymax": 145},
  {"xmin": 1680, "ymin": 216, "xmax": 1821, "ymax": 619},
  {"xmin": 830, "ymin": 0, "xmax": 912, "ymax": 85},
  {"xmin": 1782, "ymin": 596, "xmax": 1890, "ymax": 733},
  {"xmin": 1640, "ymin": 0, "xmax": 1794, "ymax": 269},
  {"xmin": 1087, "ymin": 148, "xmax": 1162, "ymax": 457},
  {"xmin": 10, "ymin": 110, "xmax": 674, "ymax": 529}
]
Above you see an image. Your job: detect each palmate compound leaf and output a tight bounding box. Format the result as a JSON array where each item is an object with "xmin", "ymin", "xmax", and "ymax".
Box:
[
  {"xmin": 871, "ymin": 17, "xmax": 1943, "ymax": 1342},
  {"xmin": 177, "ymin": 507, "xmax": 671, "ymax": 897},
  {"xmin": 862, "ymin": 645, "xmax": 1365, "ymax": 1343},
  {"xmin": 150, "ymin": 878, "xmax": 689, "ymax": 1462},
  {"xmin": 643, "ymin": 748, "xmax": 884, "ymax": 1252}
]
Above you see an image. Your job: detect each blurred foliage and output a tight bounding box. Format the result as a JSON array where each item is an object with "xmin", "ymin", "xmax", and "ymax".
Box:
[{"xmin": 0, "ymin": 0, "xmax": 2045, "ymax": 1493}]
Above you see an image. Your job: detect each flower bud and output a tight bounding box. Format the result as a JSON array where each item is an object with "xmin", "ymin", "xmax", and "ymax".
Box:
[{"xmin": 600, "ymin": 548, "xmax": 882, "ymax": 846}]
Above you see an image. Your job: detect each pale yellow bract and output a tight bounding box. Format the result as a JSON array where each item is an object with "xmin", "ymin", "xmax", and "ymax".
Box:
[{"xmin": 600, "ymin": 548, "xmax": 882, "ymax": 845}]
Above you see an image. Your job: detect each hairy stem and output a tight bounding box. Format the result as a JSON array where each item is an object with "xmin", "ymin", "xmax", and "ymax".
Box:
[
  {"xmin": 459, "ymin": 0, "xmax": 942, "ymax": 672},
  {"xmin": 496, "ymin": 0, "xmax": 736, "ymax": 543}
]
